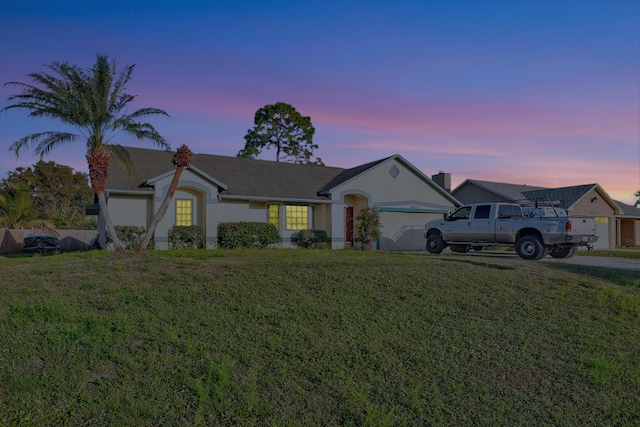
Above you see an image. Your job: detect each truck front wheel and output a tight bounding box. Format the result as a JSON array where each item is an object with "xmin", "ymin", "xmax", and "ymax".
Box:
[
  {"xmin": 426, "ymin": 234, "xmax": 445, "ymax": 254},
  {"xmin": 516, "ymin": 236, "xmax": 548, "ymax": 260}
]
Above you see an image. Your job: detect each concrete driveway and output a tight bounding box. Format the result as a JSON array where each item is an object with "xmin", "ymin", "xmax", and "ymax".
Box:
[
  {"xmin": 541, "ymin": 254, "xmax": 640, "ymax": 272},
  {"xmin": 457, "ymin": 250, "xmax": 640, "ymax": 272}
]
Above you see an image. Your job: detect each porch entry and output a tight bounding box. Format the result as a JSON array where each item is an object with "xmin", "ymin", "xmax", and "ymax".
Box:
[{"xmin": 344, "ymin": 206, "xmax": 354, "ymax": 245}]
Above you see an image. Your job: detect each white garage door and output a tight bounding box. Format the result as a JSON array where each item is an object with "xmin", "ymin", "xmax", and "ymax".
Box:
[
  {"xmin": 592, "ymin": 217, "xmax": 610, "ymax": 249},
  {"xmin": 378, "ymin": 211, "xmax": 442, "ymax": 250}
]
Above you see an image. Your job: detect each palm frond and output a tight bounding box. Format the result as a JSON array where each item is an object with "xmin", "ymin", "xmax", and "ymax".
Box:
[
  {"xmin": 8, "ymin": 132, "xmax": 79, "ymax": 156},
  {"xmin": 125, "ymin": 108, "xmax": 171, "ymax": 120},
  {"xmin": 34, "ymin": 132, "xmax": 81, "ymax": 157},
  {"xmin": 113, "ymin": 119, "xmax": 170, "ymax": 149},
  {"xmin": 107, "ymin": 144, "xmax": 134, "ymax": 176}
]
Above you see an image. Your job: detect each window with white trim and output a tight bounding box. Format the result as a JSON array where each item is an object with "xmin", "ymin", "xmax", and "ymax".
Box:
[
  {"xmin": 285, "ymin": 205, "xmax": 308, "ymax": 230},
  {"xmin": 176, "ymin": 199, "xmax": 193, "ymax": 226},
  {"xmin": 268, "ymin": 204, "xmax": 279, "ymax": 229}
]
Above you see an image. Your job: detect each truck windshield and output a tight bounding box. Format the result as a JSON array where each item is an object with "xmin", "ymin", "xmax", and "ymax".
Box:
[{"xmin": 450, "ymin": 207, "xmax": 471, "ymax": 220}]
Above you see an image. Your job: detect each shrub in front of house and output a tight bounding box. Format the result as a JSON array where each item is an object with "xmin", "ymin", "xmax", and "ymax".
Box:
[
  {"xmin": 296, "ymin": 229, "xmax": 328, "ymax": 248},
  {"xmin": 218, "ymin": 222, "xmax": 280, "ymax": 249},
  {"xmin": 169, "ymin": 225, "xmax": 205, "ymax": 249},
  {"xmin": 115, "ymin": 225, "xmax": 154, "ymax": 251}
]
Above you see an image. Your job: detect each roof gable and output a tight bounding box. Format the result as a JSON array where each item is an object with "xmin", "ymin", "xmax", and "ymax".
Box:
[
  {"xmin": 145, "ymin": 165, "xmax": 228, "ymax": 191},
  {"xmin": 318, "ymin": 156, "xmax": 391, "ymax": 194},
  {"xmin": 319, "ymin": 154, "xmax": 459, "ymax": 206}
]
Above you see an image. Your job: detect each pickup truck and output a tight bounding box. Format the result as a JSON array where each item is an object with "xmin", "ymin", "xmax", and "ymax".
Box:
[{"xmin": 424, "ymin": 202, "xmax": 598, "ymax": 260}]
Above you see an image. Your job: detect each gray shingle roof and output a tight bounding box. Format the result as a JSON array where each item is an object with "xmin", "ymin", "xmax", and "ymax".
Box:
[
  {"xmin": 522, "ymin": 184, "xmax": 597, "ymax": 210},
  {"xmin": 615, "ymin": 200, "xmax": 640, "ymax": 218},
  {"xmin": 105, "ymin": 146, "xmax": 346, "ymax": 201},
  {"xmin": 463, "ymin": 180, "xmax": 547, "ymax": 201},
  {"xmin": 460, "ymin": 180, "xmax": 609, "ymax": 211}
]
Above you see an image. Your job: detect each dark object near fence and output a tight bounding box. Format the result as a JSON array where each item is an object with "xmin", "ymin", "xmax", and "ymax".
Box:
[{"xmin": 23, "ymin": 234, "xmax": 60, "ymax": 252}]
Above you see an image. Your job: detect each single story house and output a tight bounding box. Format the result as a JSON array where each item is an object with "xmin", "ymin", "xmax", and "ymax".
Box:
[
  {"xmin": 99, "ymin": 147, "xmax": 460, "ymax": 250},
  {"xmin": 451, "ymin": 179, "xmax": 639, "ymax": 249}
]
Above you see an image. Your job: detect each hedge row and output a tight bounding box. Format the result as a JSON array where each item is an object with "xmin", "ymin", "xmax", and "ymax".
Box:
[
  {"xmin": 296, "ymin": 229, "xmax": 328, "ymax": 248},
  {"xmin": 218, "ymin": 222, "xmax": 280, "ymax": 249}
]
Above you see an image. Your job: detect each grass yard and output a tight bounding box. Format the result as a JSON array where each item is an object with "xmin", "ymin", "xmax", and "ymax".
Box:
[{"xmin": 1, "ymin": 249, "xmax": 639, "ymax": 426}]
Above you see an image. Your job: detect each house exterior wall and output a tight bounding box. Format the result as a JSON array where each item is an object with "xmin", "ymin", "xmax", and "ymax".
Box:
[
  {"xmin": 217, "ymin": 200, "xmax": 266, "ymax": 223},
  {"xmin": 329, "ymin": 158, "xmax": 457, "ymax": 249},
  {"xmin": 569, "ymin": 190, "xmax": 615, "ymax": 249},
  {"xmin": 108, "ymin": 194, "xmax": 152, "ymax": 227},
  {"xmin": 313, "ymin": 204, "xmax": 330, "ymax": 231},
  {"xmin": 151, "ymin": 170, "xmax": 219, "ymax": 249},
  {"xmin": 214, "ymin": 200, "xmax": 329, "ymax": 247},
  {"xmin": 106, "ymin": 158, "xmax": 457, "ymax": 251}
]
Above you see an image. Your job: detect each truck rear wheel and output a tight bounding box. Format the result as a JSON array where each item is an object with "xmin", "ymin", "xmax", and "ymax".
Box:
[
  {"xmin": 450, "ymin": 245, "xmax": 471, "ymax": 253},
  {"xmin": 426, "ymin": 234, "xmax": 445, "ymax": 254},
  {"xmin": 549, "ymin": 246, "xmax": 577, "ymax": 259},
  {"xmin": 516, "ymin": 236, "xmax": 548, "ymax": 260}
]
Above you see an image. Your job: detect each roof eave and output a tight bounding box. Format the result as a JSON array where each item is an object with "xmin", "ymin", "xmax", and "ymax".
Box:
[{"xmin": 220, "ymin": 194, "xmax": 332, "ymax": 204}]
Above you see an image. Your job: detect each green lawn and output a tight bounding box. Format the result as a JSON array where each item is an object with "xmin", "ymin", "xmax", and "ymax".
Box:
[{"xmin": 1, "ymin": 249, "xmax": 639, "ymax": 426}]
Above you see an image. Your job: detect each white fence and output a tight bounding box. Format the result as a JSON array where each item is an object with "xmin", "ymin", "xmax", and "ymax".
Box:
[{"xmin": 0, "ymin": 228, "xmax": 97, "ymax": 254}]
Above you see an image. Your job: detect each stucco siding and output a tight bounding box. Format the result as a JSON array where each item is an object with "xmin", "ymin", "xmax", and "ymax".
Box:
[
  {"xmin": 312, "ymin": 204, "xmax": 330, "ymax": 231},
  {"xmin": 571, "ymin": 191, "xmax": 614, "ymax": 218},
  {"xmin": 336, "ymin": 158, "xmax": 454, "ymax": 208},
  {"xmin": 330, "ymin": 158, "xmax": 457, "ymax": 250},
  {"xmin": 109, "ymin": 195, "xmax": 151, "ymax": 227},
  {"xmin": 570, "ymin": 190, "xmax": 615, "ymax": 248},
  {"xmin": 217, "ymin": 200, "xmax": 267, "ymax": 223}
]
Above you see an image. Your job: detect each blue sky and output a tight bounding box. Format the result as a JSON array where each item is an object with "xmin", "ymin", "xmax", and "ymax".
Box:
[{"xmin": 1, "ymin": 0, "xmax": 638, "ymax": 204}]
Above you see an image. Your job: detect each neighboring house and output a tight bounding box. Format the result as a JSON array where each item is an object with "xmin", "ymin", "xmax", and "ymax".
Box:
[
  {"xmin": 100, "ymin": 147, "xmax": 460, "ymax": 250},
  {"xmin": 451, "ymin": 179, "xmax": 638, "ymax": 249},
  {"xmin": 614, "ymin": 201, "xmax": 640, "ymax": 247}
]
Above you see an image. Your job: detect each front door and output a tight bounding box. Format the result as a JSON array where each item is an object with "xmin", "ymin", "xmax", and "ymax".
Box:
[{"xmin": 345, "ymin": 207, "xmax": 354, "ymax": 245}]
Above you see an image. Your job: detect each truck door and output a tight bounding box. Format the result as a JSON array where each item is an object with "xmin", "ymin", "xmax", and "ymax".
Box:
[
  {"xmin": 468, "ymin": 204, "xmax": 493, "ymax": 242},
  {"xmin": 444, "ymin": 206, "xmax": 472, "ymax": 240}
]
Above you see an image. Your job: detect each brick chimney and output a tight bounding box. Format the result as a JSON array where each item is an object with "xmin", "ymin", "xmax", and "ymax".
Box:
[{"xmin": 432, "ymin": 172, "xmax": 451, "ymax": 193}]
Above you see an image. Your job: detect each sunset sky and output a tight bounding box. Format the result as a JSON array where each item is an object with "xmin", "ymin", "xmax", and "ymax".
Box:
[{"xmin": 1, "ymin": 0, "xmax": 638, "ymax": 204}]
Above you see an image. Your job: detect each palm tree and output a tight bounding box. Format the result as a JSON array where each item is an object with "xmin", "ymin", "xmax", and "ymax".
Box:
[
  {"xmin": 2, "ymin": 54, "xmax": 169, "ymax": 250},
  {"xmin": 138, "ymin": 144, "xmax": 193, "ymax": 252},
  {"xmin": 0, "ymin": 181, "xmax": 58, "ymax": 235}
]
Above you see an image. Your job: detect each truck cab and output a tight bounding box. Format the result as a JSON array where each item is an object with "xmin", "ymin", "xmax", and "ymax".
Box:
[{"xmin": 442, "ymin": 203, "xmax": 522, "ymax": 242}]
